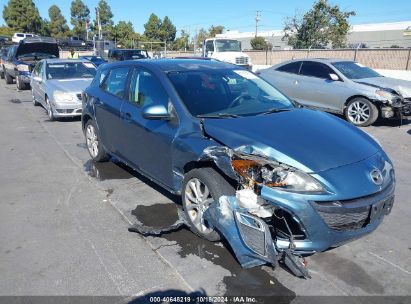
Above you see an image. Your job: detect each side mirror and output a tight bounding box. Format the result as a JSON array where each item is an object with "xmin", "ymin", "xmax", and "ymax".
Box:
[
  {"xmin": 32, "ymin": 76, "xmax": 42, "ymax": 83},
  {"xmin": 142, "ymin": 104, "xmax": 171, "ymax": 120},
  {"xmin": 329, "ymin": 73, "xmax": 340, "ymax": 81}
]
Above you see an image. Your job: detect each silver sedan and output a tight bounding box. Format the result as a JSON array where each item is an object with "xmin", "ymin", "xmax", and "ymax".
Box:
[
  {"xmin": 259, "ymin": 59, "xmax": 411, "ymax": 126},
  {"xmin": 30, "ymin": 59, "xmax": 96, "ymax": 120}
]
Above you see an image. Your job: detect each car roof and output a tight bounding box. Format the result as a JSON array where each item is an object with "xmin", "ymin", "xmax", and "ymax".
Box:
[
  {"xmin": 103, "ymin": 58, "xmax": 237, "ymax": 73},
  {"xmin": 44, "ymin": 58, "xmax": 90, "ymax": 64},
  {"xmin": 279, "ymin": 58, "xmax": 354, "ymax": 65}
]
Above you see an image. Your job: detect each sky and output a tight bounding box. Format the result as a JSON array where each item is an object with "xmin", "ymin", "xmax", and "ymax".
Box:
[{"xmin": 1, "ymin": 0, "xmax": 411, "ymax": 37}]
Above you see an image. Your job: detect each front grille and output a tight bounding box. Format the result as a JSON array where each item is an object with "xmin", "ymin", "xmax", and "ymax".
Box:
[
  {"xmin": 313, "ymin": 189, "xmax": 394, "ymax": 232},
  {"xmin": 235, "ymin": 57, "xmax": 248, "ymax": 65},
  {"xmin": 317, "ymin": 209, "xmax": 369, "ymax": 231}
]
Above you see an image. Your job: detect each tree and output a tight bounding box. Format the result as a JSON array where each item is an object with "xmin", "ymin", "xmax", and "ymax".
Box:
[
  {"xmin": 171, "ymin": 29, "xmax": 189, "ymax": 50},
  {"xmin": 143, "ymin": 13, "xmax": 162, "ymax": 41},
  {"xmin": 113, "ymin": 21, "xmax": 139, "ymax": 48},
  {"xmin": 196, "ymin": 28, "xmax": 208, "ymax": 47},
  {"xmin": 158, "ymin": 16, "xmax": 176, "ymax": 42},
  {"xmin": 3, "ymin": 0, "xmax": 42, "ymax": 33},
  {"xmin": 48, "ymin": 5, "xmax": 69, "ymax": 38},
  {"xmin": 208, "ymin": 25, "xmax": 224, "ymax": 37},
  {"xmin": 250, "ymin": 36, "xmax": 268, "ymax": 50},
  {"xmin": 93, "ymin": 0, "xmax": 114, "ymax": 39},
  {"xmin": 283, "ymin": 0, "xmax": 355, "ymax": 49},
  {"xmin": 70, "ymin": 0, "xmax": 90, "ymax": 38}
]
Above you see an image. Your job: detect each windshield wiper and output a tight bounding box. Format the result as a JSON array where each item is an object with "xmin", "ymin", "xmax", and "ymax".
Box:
[
  {"xmin": 198, "ymin": 113, "xmax": 241, "ymax": 118},
  {"xmin": 258, "ymin": 108, "xmax": 292, "ymax": 115}
]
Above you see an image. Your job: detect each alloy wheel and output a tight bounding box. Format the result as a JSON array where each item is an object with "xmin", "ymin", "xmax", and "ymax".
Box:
[
  {"xmin": 184, "ymin": 178, "xmax": 214, "ymax": 234},
  {"xmin": 347, "ymin": 100, "xmax": 370, "ymax": 124},
  {"xmin": 86, "ymin": 124, "xmax": 99, "ymax": 158}
]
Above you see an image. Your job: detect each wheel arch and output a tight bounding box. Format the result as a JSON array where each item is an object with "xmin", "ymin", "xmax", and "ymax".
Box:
[
  {"xmin": 182, "ymin": 160, "xmax": 238, "ymax": 189},
  {"xmin": 344, "ymin": 95, "xmax": 380, "ymax": 113}
]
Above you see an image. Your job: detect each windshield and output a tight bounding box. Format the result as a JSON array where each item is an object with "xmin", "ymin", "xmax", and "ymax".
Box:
[
  {"xmin": 123, "ymin": 50, "xmax": 148, "ymax": 60},
  {"xmin": 332, "ymin": 61, "xmax": 381, "ymax": 79},
  {"xmin": 168, "ymin": 69, "xmax": 293, "ymax": 117},
  {"xmin": 46, "ymin": 62, "xmax": 96, "ymax": 80},
  {"xmin": 215, "ymin": 40, "xmax": 241, "ymax": 52}
]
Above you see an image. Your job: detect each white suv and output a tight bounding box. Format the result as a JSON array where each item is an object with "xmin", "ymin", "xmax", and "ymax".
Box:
[{"xmin": 12, "ymin": 33, "xmax": 36, "ymax": 44}]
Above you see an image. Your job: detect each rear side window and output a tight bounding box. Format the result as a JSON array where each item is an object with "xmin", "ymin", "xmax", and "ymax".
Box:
[
  {"xmin": 276, "ymin": 61, "xmax": 301, "ymax": 74},
  {"xmin": 300, "ymin": 61, "xmax": 334, "ymax": 79},
  {"xmin": 101, "ymin": 67, "xmax": 129, "ymax": 98},
  {"xmin": 17, "ymin": 34, "xmax": 24, "ymax": 37}
]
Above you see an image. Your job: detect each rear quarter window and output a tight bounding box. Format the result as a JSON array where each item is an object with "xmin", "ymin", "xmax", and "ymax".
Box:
[{"xmin": 276, "ymin": 61, "xmax": 302, "ymax": 74}]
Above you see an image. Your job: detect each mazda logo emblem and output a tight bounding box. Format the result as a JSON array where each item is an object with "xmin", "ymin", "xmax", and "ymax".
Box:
[{"xmin": 370, "ymin": 169, "xmax": 383, "ymax": 185}]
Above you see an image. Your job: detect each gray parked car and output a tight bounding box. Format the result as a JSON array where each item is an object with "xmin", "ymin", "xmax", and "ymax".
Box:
[
  {"xmin": 259, "ymin": 59, "xmax": 411, "ymax": 126},
  {"xmin": 31, "ymin": 59, "xmax": 96, "ymax": 120}
]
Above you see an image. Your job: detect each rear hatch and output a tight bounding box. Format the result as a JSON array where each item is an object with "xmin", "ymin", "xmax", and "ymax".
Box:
[{"xmin": 16, "ymin": 37, "xmax": 59, "ymax": 60}]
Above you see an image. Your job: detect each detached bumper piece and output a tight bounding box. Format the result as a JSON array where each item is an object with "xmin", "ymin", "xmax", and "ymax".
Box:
[{"xmin": 204, "ymin": 196, "xmax": 311, "ymax": 279}]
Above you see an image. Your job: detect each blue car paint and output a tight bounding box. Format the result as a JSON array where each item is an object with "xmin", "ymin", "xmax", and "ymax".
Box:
[
  {"xmin": 82, "ymin": 59, "xmax": 395, "ymax": 260},
  {"xmin": 204, "ymin": 196, "xmax": 279, "ymax": 269}
]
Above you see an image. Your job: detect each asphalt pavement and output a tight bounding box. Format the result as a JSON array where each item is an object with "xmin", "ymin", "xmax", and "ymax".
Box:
[{"xmin": 0, "ymin": 79, "xmax": 410, "ymax": 302}]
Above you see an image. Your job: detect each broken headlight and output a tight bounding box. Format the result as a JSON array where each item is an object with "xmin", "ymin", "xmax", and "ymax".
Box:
[
  {"xmin": 375, "ymin": 89, "xmax": 397, "ymax": 104},
  {"xmin": 232, "ymin": 159, "xmax": 324, "ymax": 193}
]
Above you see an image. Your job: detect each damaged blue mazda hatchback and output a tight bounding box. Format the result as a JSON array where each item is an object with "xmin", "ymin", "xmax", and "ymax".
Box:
[{"xmin": 82, "ymin": 59, "xmax": 395, "ymax": 278}]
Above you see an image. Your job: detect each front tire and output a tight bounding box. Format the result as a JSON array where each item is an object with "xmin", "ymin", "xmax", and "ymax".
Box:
[
  {"xmin": 182, "ymin": 168, "xmax": 235, "ymax": 242},
  {"xmin": 46, "ymin": 97, "xmax": 55, "ymax": 121},
  {"xmin": 16, "ymin": 76, "xmax": 28, "ymax": 90},
  {"xmin": 84, "ymin": 120, "xmax": 110, "ymax": 162},
  {"xmin": 0, "ymin": 67, "xmax": 4, "ymax": 79},
  {"xmin": 32, "ymin": 90, "xmax": 39, "ymax": 106},
  {"xmin": 345, "ymin": 98, "xmax": 378, "ymax": 127},
  {"xmin": 5, "ymin": 72, "xmax": 13, "ymax": 84}
]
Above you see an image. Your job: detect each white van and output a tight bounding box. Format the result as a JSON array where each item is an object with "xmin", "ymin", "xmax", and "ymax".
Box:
[{"xmin": 12, "ymin": 33, "xmax": 36, "ymax": 44}]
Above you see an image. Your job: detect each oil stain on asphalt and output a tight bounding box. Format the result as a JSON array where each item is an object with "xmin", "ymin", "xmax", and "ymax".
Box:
[
  {"xmin": 131, "ymin": 204, "xmax": 296, "ymax": 300},
  {"xmin": 84, "ymin": 160, "xmax": 134, "ymax": 181}
]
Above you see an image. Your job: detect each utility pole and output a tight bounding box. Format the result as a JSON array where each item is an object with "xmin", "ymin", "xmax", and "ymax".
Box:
[
  {"xmin": 96, "ymin": 7, "xmax": 102, "ymax": 40},
  {"xmin": 255, "ymin": 10, "xmax": 261, "ymax": 37}
]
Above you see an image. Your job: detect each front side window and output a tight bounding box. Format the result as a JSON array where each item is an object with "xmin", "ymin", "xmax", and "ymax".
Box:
[
  {"xmin": 46, "ymin": 62, "xmax": 96, "ymax": 80},
  {"xmin": 168, "ymin": 69, "xmax": 293, "ymax": 117},
  {"xmin": 101, "ymin": 67, "xmax": 129, "ymax": 98},
  {"xmin": 205, "ymin": 41, "xmax": 214, "ymax": 53},
  {"xmin": 299, "ymin": 61, "xmax": 334, "ymax": 79},
  {"xmin": 332, "ymin": 61, "xmax": 381, "ymax": 79},
  {"xmin": 129, "ymin": 68, "xmax": 168, "ymax": 107},
  {"xmin": 33, "ymin": 61, "xmax": 43, "ymax": 77}
]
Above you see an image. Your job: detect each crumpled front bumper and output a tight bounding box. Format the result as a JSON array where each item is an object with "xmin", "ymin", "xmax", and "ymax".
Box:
[{"xmin": 261, "ymin": 181, "xmax": 395, "ymax": 254}]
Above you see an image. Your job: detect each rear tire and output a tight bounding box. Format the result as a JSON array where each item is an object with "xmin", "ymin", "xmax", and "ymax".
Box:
[
  {"xmin": 182, "ymin": 168, "xmax": 236, "ymax": 242},
  {"xmin": 5, "ymin": 72, "xmax": 13, "ymax": 84},
  {"xmin": 84, "ymin": 119, "xmax": 110, "ymax": 162},
  {"xmin": 345, "ymin": 97, "xmax": 378, "ymax": 127}
]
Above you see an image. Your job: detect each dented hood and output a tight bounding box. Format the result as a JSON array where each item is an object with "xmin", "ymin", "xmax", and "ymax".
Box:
[
  {"xmin": 356, "ymin": 76, "xmax": 411, "ymax": 98},
  {"xmin": 202, "ymin": 109, "xmax": 380, "ymax": 173}
]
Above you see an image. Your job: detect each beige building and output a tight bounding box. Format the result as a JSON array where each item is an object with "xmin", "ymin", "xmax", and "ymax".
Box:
[{"xmin": 216, "ymin": 21, "xmax": 411, "ymax": 50}]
